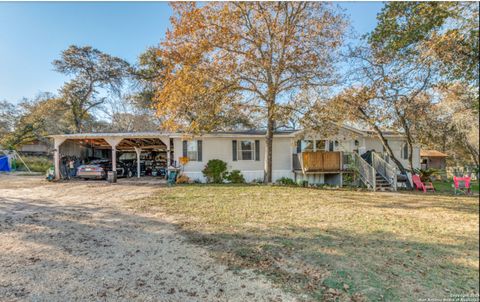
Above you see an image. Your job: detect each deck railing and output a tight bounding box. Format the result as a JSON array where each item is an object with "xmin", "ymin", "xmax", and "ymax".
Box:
[
  {"xmin": 353, "ymin": 152, "xmax": 376, "ymax": 190},
  {"xmin": 299, "ymin": 151, "xmax": 342, "ymax": 172},
  {"xmin": 372, "ymin": 152, "xmax": 397, "ymax": 190}
]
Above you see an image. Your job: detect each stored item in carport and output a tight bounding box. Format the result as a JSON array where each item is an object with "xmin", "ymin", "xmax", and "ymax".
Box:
[{"xmin": 107, "ymin": 171, "xmax": 117, "ymax": 183}]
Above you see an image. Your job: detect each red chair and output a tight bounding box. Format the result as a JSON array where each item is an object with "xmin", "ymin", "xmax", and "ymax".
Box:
[
  {"xmin": 412, "ymin": 175, "xmax": 435, "ymax": 193},
  {"xmin": 453, "ymin": 176, "xmax": 472, "ymax": 195}
]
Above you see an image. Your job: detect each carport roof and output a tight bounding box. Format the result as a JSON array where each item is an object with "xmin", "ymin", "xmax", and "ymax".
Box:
[
  {"xmin": 48, "ymin": 130, "xmax": 300, "ymax": 139},
  {"xmin": 48, "ymin": 126, "xmax": 403, "ymax": 139},
  {"xmin": 49, "ymin": 132, "xmax": 172, "ymax": 139}
]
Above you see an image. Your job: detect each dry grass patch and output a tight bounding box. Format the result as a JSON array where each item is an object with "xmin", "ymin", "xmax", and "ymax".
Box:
[{"xmin": 133, "ymin": 185, "xmax": 479, "ymax": 301}]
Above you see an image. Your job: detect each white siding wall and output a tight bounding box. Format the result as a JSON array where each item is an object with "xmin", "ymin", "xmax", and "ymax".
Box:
[
  {"xmin": 363, "ymin": 137, "xmax": 420, "ymax": 170},
  {"xmin": 59, "ymin": 140, "xmax": 89, "ymax": 158},
  {"xmin": 171, "ymin": 133, "xmax": 420, "ymax": 183},
  {"xmin": 19, "ymin": 144, "xmax": 49, "ymax": 153},
  {"xmin": 173, "ymin": 136, "xmax": 294, "ymax": 183}
]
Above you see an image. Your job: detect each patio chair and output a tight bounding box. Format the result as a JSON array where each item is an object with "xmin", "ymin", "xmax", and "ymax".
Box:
[
  {"xmin": 453, "ymin": 176, "xmax": 472, "ymax": 195},
  {"xmin": 412, "ymin": 174, "xmax": 435, "ymax": 193}
]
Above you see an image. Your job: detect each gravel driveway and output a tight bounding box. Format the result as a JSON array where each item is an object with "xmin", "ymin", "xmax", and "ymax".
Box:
[{"xmin": 0, "ymin": 175, "xmax": 294, "ymax": 302}]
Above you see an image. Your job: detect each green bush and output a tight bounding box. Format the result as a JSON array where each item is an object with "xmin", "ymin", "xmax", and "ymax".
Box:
[
  {"xmin": 251, "ymin": 178, "xmax": 264, "ymax": 184},
  {"xmin": 297, "ymin": 180, "xmax": 308, "ymax": 187},
  {"xmin": 16, "ymin": 156, "xmax": 52, "ymax": 173},
  {"xmin": 413, "ymin": 168, "xmax": 438, "ymax": 182},
  {"xmin": 226, "ymin": 170, "xmax": 245, "ymax": 183},
  {"xmin": 202, "ymin": 159, "xmax": 228, "ymax": 183},
  {"xmin": 276, "ymin": 177, "xmax": 296, "ymax": 186}
]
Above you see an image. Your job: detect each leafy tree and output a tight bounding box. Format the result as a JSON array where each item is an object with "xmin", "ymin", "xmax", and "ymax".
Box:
[
  {"xmin": 432, "ymin": 84, "xmax": 479, "ymax": 166},
  {"xmin": 369, "ymin": 2, "xmax": 479, "ymax": 84},
  {"xmin": 151, "ymin": 2, "xmax": 346, "ymax": 182},
  {"xmin": 1, "ymin": 94, "xmax": 71, "ymax": 149},
  {"xmin": 0, "ymin": 100, "xmax": 17, "ymax": 144},
  {"xmin": 366, "ymin": 2, "xmax": 479, "ymax": 166},
  {"xmin": 338, "ymin": 45, "xmax": 438, "ymax": 172},
  {"xmin": 53, "ymin": 45, "xmax": 130, "ymax": 132}
]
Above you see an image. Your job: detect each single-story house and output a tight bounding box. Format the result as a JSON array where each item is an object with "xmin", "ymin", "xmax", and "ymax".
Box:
[
  {"xmin": 17, "ymin": 140, "xmax": 50, "ymax": 156},
  {"xmin": 420, "ymin": 150, "xmax": 447, "ymax": 170},
  {"xmin": 49, "ymin": 125, "xmax": 420, "ymax": 191}
]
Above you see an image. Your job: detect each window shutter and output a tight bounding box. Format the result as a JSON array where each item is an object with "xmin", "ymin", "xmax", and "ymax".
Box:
[
  {"xmin": 197, "ymin": 140, "xmax": 202, "ymax": 161},
  {"xmin": 255, "ymin": 140, "xmax": 260, "ymax": 161},
  {"xmin": 232, "ymin": 140, "xmax": 237, "ymax": 161},
  {"xmin": 182, "ymin": 140, "xmax": 187, "ymax": 157},
  {"xmin": 329, "ymin": 141, "xmax": 334, "ymax": 152},
  {"xmin": 296, "ymin": 140, "xmax": 302, "ymax": 153}
]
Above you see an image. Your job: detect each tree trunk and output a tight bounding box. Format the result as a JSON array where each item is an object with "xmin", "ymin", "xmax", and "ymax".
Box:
[
  {"xmin": 372, "ymin": 124, "xmax": 407, "ymax": 174},
  {"xmin": 462, "ymin": 133, "xmax": 479, "ymax": 166},
  {"xmin": 73, "ymin": 116, "xmax": 82, "ymax": 133},
  {"xmin": 394, "ymin": 103, "xmax": 415, "ymax": 171},
  {"xmin": 71, "ymin": 101, "xmax": 82, "ymax": 133},
  {"xmin": 264, "ymin": 103, "xmax": 274, "ymax": 184}
]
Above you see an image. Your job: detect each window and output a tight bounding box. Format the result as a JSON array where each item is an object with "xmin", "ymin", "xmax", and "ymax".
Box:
[
  {"xmin": 328, "ymin": 141, "xmax": 334, "ymax": 151},
  {"xmin": 302, "ymin": 140, "xmax": 314, "ymax": 152},
  {"xmin": 239, "ymin": 140, "xmax": 254, "ymax": 160},
  {"xmin": 315, "ymin": 140, "xmax": 326, "ymax": 151},
  {"xmin": 187, "ymin": 141, "xmax": 199, "ymax": 161}
]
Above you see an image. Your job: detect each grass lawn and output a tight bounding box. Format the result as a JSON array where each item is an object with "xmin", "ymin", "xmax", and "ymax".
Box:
[
  {"xmin": 133, "ymin": 185, "xmax": 479, "ymax": 301},
  {"xmin": 432, "ymin": 180, "xmax": 480, "ymax": 195}
]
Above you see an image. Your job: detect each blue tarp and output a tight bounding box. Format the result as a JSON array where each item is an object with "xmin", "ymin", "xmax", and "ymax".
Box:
[{"xmin": 0, "ymin": 155, "xmax": 10, "ymax": 172}]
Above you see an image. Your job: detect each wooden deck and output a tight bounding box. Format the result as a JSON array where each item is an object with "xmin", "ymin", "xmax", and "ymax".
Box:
[{"xmin": 293, "ymin": 151, "xmax": 346, "ymax": 173}]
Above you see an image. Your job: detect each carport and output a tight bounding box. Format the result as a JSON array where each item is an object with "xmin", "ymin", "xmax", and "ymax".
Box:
[{"xmin": 50, "ymin": 132, "xmax": 173, "ymax": 181}]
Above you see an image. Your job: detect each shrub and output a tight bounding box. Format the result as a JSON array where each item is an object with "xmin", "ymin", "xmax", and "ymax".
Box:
[
  {"xmin": 202, "ymin": 159, "xmax": 228, "ymax": 183},
  {"xmin": 251, "ymin": 178, "xmax": 264, "ymax": 184},
  {"xmin": 226, "ymin": 170, "xmax": 245, "ymax": 183},
  {"xmin": 276, "ymin": 177, "xmax": 296, "ymax": 186},
  {"xmin": 176, "ymin": 174, "xmax": 190, "ymax": 184},
  {"xmin": 16, "ymin": 156, "xmax": 52, "ymax": 173},
  {"xmin": 297, "ymin": 180, "xmax": 308, "ymax": 187},
  {"xmin": 414, "ymin": 168, "xmax": 438, "ymax": 182}
]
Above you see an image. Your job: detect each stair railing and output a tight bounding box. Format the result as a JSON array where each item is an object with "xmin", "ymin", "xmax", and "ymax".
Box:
[
  {"xmin": 372, "ymin": 152, "xmax": 397, "ymax": 191},
  {"xmin": 353, "ymin": 152, "xmax": 376, "ymax": 190}
]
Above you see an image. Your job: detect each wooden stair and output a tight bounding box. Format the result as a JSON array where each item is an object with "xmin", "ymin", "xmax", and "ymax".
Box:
[{"xmin": 375, "ymin": 173, "xmax": 394, "ymax": 191}]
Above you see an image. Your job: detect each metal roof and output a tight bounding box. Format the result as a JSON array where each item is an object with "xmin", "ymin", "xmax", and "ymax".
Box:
[
  {"xmin": 420, "ymin": 150, "xmax": 448, "ymax": 157},
  {"xmin": 48, "ymin": 130, "xmax": 301, "ymax": 140},
  {"xmin": 48, "ymin": 125, "xmax": 405, "ymax": 140}
]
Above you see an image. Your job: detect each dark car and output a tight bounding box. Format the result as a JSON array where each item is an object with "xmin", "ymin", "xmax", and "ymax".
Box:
[{"xmin": 77, "ymin": 160, "xmax": 132, "ymax": 180}]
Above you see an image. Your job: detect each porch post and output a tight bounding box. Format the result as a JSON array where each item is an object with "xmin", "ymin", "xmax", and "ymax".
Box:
[
  {"xmin": 104, "ymin": 137, "xmax": 122, "ymax": 182},
  {"xmin": 166, "ymin": 148, "xmax": 171, "ymax": 179},
  {"xmin": 134, "ymin": 146, "xmax": 141, "ymax": 178},
  {"xmin": 112, "ymin": 146, "xmax": 117, "ymax": 173},
  {"xmin": 54, "ymin": 137, "xmax": 66, "ymax": 180},
  {"xmin": 167, "ymin": 148, "xmax": 171, "ymax": 166}
]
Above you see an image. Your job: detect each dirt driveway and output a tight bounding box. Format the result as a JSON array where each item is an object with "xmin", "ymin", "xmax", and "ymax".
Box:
[{"xmin": 0, "ymin": 175, "xmax": 294, "ymax": 302}]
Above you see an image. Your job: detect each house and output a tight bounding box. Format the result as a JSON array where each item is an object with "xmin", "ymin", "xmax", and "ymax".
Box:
[
  {"xmin": 420, "ymin": 150, "xmax": 447, "ymax": 170},
  {"xmin": 17, "ymin": 140, "xmax": 50, "ymax": 156},
  {"xmin": 49, "ymin": 125, "xmax": 420, "ymax": 190}
]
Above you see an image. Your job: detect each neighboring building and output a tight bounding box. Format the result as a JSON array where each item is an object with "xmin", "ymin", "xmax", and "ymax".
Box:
[
  {"xmin": 420, "ymin": 150, "xmax": 447, "ymax": 170},
  {"xmin": 17, "ymin": 140, "xmax": 50, "ymax": 156},
  {"xmin": 50, "ymin": 125, "xmax": 421, "ymax": 191}
]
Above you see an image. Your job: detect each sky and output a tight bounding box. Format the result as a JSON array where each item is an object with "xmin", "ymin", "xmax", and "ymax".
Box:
[{"xmin": 0, "ymin": 1, "xmax": 383, "ymax": 103}]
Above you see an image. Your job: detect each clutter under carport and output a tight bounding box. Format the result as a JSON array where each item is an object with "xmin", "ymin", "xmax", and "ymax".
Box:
[{"xmin": 50, "ymin": 133, "xmax": 175, "ymax": 183}]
